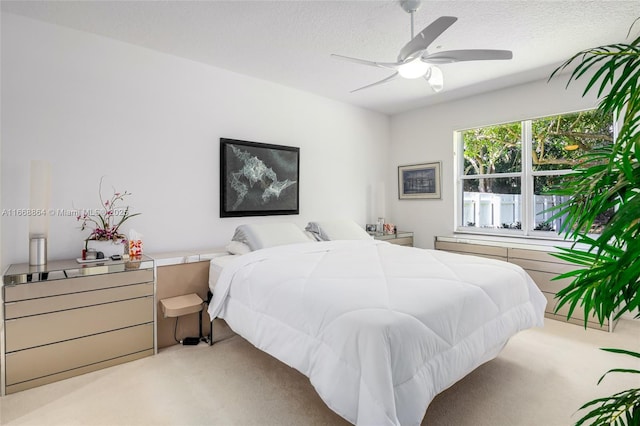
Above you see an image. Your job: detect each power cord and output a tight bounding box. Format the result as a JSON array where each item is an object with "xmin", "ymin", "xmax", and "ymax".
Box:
[
  {"xmin": 173, "ymin": 316, "xmax": 180, "ymax": 344},
  {"xmin": 173, "ymin": 315, "xmax": 201, "ymax": 345}
]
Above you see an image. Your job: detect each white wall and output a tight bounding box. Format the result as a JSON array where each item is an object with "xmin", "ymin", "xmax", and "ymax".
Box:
[
  {"xmin": 389, "ymin": 75, "xmax": 599, "ymax": 249},
  {"xmin": 0, "ymin": 13, "xmax": 389, "ymax": 268}
]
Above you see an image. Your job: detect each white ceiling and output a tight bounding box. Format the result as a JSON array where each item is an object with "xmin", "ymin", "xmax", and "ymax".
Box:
[{"xmin": 2, "ymin": 1, "xmax": 638, "ymax": 115}]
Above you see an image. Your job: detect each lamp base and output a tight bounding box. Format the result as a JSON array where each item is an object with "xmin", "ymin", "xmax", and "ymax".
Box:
[{"xmin": 29, "ymin": 236, "xmax": 47, "ymax": 266}]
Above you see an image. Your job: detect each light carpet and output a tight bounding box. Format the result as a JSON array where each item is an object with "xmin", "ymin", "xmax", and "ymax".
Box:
[{"xmin": 1, "ymin": 318, "xmax": 638, "ymax": 426}]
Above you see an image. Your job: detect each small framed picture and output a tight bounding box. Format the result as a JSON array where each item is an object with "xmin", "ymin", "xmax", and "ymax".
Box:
[
  {"xmin": 398, "ymin": 162, "xmax": 441, "ymax": 200},
  {"xmin": 365, "ymin": 224, "xmax": 378, "ymax": 233}
]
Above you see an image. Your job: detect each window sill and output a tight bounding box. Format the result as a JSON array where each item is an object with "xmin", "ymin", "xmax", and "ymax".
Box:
[{"xmin": 442, "ymin": 232, "xmax": 585, "ymax": 252}]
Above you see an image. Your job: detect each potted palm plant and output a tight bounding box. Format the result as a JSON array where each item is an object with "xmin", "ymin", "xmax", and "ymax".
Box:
[{"xmin": 547, "ymin": 20, "xmax": 639, "ymax": 425}]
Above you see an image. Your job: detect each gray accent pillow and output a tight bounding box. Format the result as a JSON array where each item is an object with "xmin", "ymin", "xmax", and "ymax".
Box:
[{"xmin": 305, "ymin": 220, "xmax": 372, "ymax": 241}]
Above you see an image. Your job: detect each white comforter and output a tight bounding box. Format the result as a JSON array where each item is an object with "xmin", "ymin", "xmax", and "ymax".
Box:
[{"xmin": 208, "ymin": 240, "xmax": 546, "ymax": 426}]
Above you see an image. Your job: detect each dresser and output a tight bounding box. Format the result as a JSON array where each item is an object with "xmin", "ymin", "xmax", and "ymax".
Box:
[
  {"xmin": 1, "ymin": 256, "xmax": 155, "ymax": 395},
  {"xmin": 434, "ymin": 236, "xmax": 616, "ymax": 332},
  {"xmin": 372, "ymin": 231, "xmax": 414, "ymax": 246}
]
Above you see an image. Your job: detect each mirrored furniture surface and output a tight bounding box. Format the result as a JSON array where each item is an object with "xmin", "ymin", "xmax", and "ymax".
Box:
[
  {"xmin": 372, "ymin": 231, "xmax": 414, "ymax": 247},
  {"xmin": 1, "ymin": 256, "xmax": 155, "ymax": 395}
]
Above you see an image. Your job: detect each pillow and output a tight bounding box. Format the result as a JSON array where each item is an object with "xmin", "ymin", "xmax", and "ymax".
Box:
[
  {"xmin": 231, "ymin": 223, "xmax": 313, "ymax": 251},
  {"xmin": 225, "ymin": 240, "xmax": 251, "ymax": 255},
  {"xmin": 305, "ymin": 220, "xmax": 373, "ymax": 241}
]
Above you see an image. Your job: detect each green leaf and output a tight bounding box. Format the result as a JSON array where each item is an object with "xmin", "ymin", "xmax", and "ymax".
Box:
[
  {"xmin": 597, "ymin": 369, "xmax": 640, "ymax": 385},
  {"xmin": 547, "ymin": 24, "xmax": 640, "ymax": 426},
  {"xmin": 600, "ymin": 348, "xmax": 640, "ymax": 358}
]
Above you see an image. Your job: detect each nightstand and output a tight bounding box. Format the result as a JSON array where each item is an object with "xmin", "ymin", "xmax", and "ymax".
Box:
[
  {"xmin": 372, "ymin": 231, "xmax": 413, "ymax": 246},
  {"xmin": 2, "ymin": 256, "xmax": 155, "ymax": 395},
  {"xmin": 160, "ymin": 293, "xmax": 210, "ymax": 345}
]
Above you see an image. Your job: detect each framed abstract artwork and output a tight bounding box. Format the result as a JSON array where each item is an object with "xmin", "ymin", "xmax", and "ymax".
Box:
[
  {"xmin": 398, "ymin": 162, "xmax": 441, "ymax": 200},
  {"xmin": 220, "ymin": 138, "xmax": 300, "ymax": 217}
]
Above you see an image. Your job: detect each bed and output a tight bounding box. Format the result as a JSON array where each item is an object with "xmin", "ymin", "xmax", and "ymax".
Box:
[{"xmin": 207, "ymin": 222, "xmax": 546, "ymax": 426}]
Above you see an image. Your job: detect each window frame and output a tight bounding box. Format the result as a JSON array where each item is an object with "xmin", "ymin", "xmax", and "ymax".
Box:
[{"xmin": 454, "ymin": 108, "xmax": 613, "ymax": 239}]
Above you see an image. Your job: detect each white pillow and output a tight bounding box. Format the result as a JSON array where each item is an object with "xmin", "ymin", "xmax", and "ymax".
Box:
[
  {"xmin": 231, "ymin": 223, "xmax": 313, "ymax": 251},
  {"xmin": 225, "ymin": 240, "xmax": 251, "ymax": 255},
  {"xmin": 305, "ymin": 220, "xmax": 372, "ymax": 241}
]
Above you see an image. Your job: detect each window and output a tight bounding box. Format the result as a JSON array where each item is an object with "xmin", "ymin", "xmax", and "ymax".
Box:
[{"xmin": 456, "ymin": 109, "xmax": 614, "ymax": 237}]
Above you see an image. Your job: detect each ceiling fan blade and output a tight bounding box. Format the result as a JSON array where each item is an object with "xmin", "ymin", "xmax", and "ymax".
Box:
[
  {"xmin": 425, "ymin": 66, "xmax": 443, "ymax": 92},
  {"xmin": 398, "ymin": 16, "xmax": 458, "ymax": 62},
  {"xmin": 331, "ymin": 54, "xmax": 399, "ymax": 71},
  {"xmin": 351, "ymin": 72, "xmax": 399, "ymax": 93},
  {"xmin": 422, "ymin": 49, "xmax": 513, "ymax": 64}
]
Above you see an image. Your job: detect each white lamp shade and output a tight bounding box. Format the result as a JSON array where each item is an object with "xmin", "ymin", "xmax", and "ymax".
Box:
[
  {"xmin": 377, "ymin": 181, "xmax": 386, "ymax": 219},
  {"xmin": 29, "ymin": 160, "xmax": 51, "ymax": 238}
]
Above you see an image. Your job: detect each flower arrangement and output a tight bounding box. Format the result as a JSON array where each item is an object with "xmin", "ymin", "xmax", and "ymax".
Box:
[{"xmin": 77, "ymin": 178, "xmax": 140, "ymax": 245}]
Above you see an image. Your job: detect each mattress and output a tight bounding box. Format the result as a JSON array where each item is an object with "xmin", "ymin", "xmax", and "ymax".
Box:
[
  {"xmin": 208, "ymin": 240, "xmax": 546, "ymax": 425},
  {"xmin": 208, "ymin": 254, "xmax": 237, "ymax": 290}
]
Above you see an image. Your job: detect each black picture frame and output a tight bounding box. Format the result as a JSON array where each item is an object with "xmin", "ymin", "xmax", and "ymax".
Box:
[
  {"xmin": 398, "ymin": 162, "xmax": 442, "ymax": 199},
  {"xmin": 220, "ymin": 138, "xmax": 300, "ymax": 217}
]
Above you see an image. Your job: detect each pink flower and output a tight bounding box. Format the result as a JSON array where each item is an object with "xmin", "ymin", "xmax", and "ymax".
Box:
[{"xmin": 76, "ymin": 178, "xmax": 140, "ymax": 244}]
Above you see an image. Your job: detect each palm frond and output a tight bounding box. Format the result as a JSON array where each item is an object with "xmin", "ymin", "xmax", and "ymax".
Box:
[
  {"xmin": 574, "ymin": 348, "xmax": 640, "ymax": 426},
  {"xmin": 547, "ymin": 22, "xmax": 640, "ymax": 426}
]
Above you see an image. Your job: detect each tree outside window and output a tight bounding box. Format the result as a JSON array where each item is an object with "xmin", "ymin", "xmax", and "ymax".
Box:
[{"xmin": 458, "ymin": 109, "xmax": 613, "ymax": 235}]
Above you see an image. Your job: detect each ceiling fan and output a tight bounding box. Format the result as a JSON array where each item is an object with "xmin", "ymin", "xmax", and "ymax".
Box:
[{"xmin": 331, "ymin": 0, "xmax": 513, "ymax": 93}]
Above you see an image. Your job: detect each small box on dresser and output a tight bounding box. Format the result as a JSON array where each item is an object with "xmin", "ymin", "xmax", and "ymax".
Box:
[{"xmin": 1, "ymin": 256, "xmax": 155, "ymax": 395}]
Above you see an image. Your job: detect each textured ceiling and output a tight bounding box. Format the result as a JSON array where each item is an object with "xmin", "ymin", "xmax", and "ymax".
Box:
[{"xmin": 2, "ymin": 1, "xmax": 639, "ymax": 115}]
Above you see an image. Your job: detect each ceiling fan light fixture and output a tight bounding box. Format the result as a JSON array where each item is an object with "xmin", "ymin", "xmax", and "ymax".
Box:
[
  {"xmin": 398, "ymin": 58, "xmax": 430, "ymax": 79},
  {"xmin": 331, "ymin": 1, "xmax": 512, "ymax": 94}
]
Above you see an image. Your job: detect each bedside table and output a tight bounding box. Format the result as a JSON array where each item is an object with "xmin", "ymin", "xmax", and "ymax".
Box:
[
  {"xmin": 160, "ymin": 293, "xmax": 210, "ymax": 345},
  {"xmin": 372, "ymin": 231, "xmax": 413, "ymax": 246}
]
